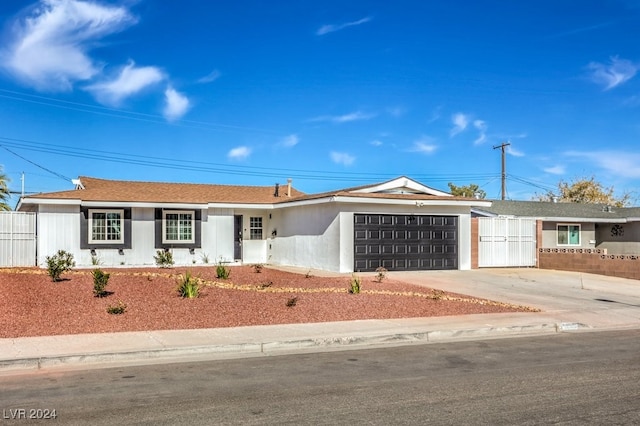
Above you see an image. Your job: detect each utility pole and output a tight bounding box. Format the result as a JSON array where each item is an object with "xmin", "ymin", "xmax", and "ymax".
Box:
[{"xmin": 493, "ymin": 142, "xmax": 510, "ymax": 200}]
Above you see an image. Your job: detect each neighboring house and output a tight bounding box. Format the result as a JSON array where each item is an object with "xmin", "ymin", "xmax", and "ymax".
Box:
[
  {"xmin": 474, "ymin": 200, "xmax": 640, "ymax": 254},
  {"xmin": 17, "ymin": 176, "xmax": 489, "ymax": 272}
]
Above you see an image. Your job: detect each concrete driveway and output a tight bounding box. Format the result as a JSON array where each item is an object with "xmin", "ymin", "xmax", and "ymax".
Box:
[{"xmin": 391, "ymin": 268, "xmax": 640, "ymax": 330}]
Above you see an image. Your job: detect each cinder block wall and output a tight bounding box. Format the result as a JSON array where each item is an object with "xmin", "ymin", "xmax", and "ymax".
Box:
[{"xmin": 539, "ymin": 248, "xmax": 640, "ymax": 280}]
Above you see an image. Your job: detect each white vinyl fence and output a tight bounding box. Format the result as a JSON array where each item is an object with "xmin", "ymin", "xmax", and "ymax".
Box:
[
  {"xmin": 0, "ymin": 212, "xmax": 36, "ymax": 267},
  {"xmin": 478, "ymin": 217, "xmax": 537, "ymax": 267}
]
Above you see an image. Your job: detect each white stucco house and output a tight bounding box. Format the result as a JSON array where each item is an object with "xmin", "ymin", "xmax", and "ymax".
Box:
[{"xmin": 17, "ymin": 176, "xmax": 490, "ymax": 272}]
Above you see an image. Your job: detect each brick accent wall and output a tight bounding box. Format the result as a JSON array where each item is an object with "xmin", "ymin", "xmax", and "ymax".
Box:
[
  {"xmin": 471, "ymin": 217, "xmax": 479, "ymax": 269},
  {"xmin": 539, "ymin": 248, "xmax": 640, "ymax": 280}
]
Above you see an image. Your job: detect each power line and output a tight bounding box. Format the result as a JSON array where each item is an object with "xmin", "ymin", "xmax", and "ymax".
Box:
[{"xmin": 1, "ymin": 145, "xmax": 70, "ymax": 182}]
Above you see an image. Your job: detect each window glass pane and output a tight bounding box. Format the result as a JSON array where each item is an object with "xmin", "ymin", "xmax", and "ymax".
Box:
[
  {"xmin": 91, "ymin": 211, "xmax": 122, "ymax": 242},
  {"xmin": 164, "ymin": 212, "xmax": 193, "ymax": 242},
  {"xmin": 249, "ymin": 217, "xmax": 262, "ymax": 240},
  {"xmin": 569, "ymin": 226, "xmax": 580, "ymax": 245},
  {"xmin": 557, "ymin": 225, "xmax": 568, "ymax": 245}
]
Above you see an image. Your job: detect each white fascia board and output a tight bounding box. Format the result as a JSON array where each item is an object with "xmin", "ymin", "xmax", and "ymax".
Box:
[
  {"xmin": 208, "ymin": 203, "xmax": 274, "ymax": 210},
  {"xmin": 82, "ymin": 201, "xmax": 208, "ymax": 209},
  {"xmin": 539, "ymin": 216, "xmax": 627, "ymax": 223},
  {"xmin": 351, "ymin": 177, "xmax": 451, "ymax": 197},
  {"xmin": 19, "ymin": 198, "xmax": 81, "ymax": 206},
  {"xmin": 331, "ymin": 196, "xmax": 490, "ymax": 207}
]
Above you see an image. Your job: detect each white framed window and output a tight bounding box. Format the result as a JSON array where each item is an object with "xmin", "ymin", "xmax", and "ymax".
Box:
[
  {"xmin": 557, "ymin": 224, "xmax": 580, "ymax": 246},
  {"xmin": 249, "ymin": 216, "xmax": 263, "ymax": 240},
  {"xmin": 163, "ymin": 210, "xmax": 194, "ymax": 243},
  {"xmin": 89, "ymin": 209, "xmax": 124, "ymax": 244}
]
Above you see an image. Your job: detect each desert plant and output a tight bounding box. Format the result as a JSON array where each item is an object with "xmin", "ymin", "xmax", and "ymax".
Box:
[
  {"xmin": 45, "ymin": 250, "xmax": 75, "ymax": 282},
  {"xmin": 432, "ymin": 289, "xmax": 445, "ymax": 301},
  {"xmin": 154, "ymin": 249, "xmax": 174, "ymax": 268},
  {"xmin": 305, "ymin": 269, "xmax": 312, "ymax": 278},
  {"xmin": 92, "ymin": 268, "xmax": 110, "ymax": 297},
  {"xmin": 90, "ymin": 254, "xmax": 101, "ymax": 266},
  {"xmin": 374, "ymin": 266, "xmax": 388, "ymax": 283},
  {"xmin": 286, "ymin": 296, "xmax": 298, "ymax": 307},
  {"xmin": 176, "ymin": 271, "xmax": 200, "ymax": 299},
  {"xmin": 216, "ymin": 260, "xmax": 230, "ymax": 279},
  {"xmin": 252, "ymin": 263, "xmax": 263, "ymax": 273},
  {"xmin": 106, "ymin": 301, "xmax": 127, "ymax": 315},
  {"xmin": 259, "ymin": 281, "xmax": 273, "ymax": 289},
  {"xmin": 200, "ymin": 252, "xmax": 210, "ymax": 264},
  {"xmin": 348, "ymin": 274, "xmax": 361, "ymax": 294}
]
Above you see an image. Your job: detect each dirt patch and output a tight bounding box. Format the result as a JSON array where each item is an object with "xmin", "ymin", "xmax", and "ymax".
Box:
[{"xmin": 0, "ymin": 266, "xmax": 538, "ymax": 338}]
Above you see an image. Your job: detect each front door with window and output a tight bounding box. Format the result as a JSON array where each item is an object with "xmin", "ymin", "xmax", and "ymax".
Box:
[{"xmin": 234, "ymin": 215, "xmax": 243, "ymax": 260}]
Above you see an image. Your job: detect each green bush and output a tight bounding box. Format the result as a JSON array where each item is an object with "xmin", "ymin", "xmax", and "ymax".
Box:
[
  {"xmin": 216, "ymin": 261, "xmax": 230, "ymax": 279},
  {"xmin": 92, "ymin": 269, "xmax": 110, "ymax": 297},
  {"xmin": 252, "ymin": 263, "xmax": 263, "ymax": 273},
  {"xmin": 154, "ymin": 249, "xmax": 174, "ymax": 268},
  {"xmin": 348, "ymin": 274, "xmax": 361, "ymax": 294},
  {"xmin": 176, "ymin": 271, "xmax": 200, "ymax": 298},
  {"xmin": 106, "ymin": 301, "xmax": 127, "ymax": 315},
  {"xmin": 45, "ymin": 250, "xmax": 75, "ymax": 282}
]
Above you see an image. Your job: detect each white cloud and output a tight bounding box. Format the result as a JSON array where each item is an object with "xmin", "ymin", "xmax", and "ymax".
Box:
[
  {"xmin": 587, "ymin": 56, "xmax": 638, "ymax": 90},
  {"xmin": 543, "ymin": 165, "xmax": 565, "ymax": 175},
  {"xmin": 387, "ymin": 106, "xmax": 406, "ymax": 117},
  {"xmin": 370, "ymin": 140, "xmax": 383, "ymax": 146},
  {"xmin": 197, "ymin": 69, "xmax": 221, "ymax": 84},
  {"xmin": 410, "ymin": 136, "xmax": 437, "ymax": 154},
  {"xmin": 280, "ymin": 134, "xmax": 299, "ymax": 148},
  {"xmin": 2, "ymin": 0, "xmax": 136, "ymax": 91},
  {"xmin": 330, "ymin": 151, "xmax": 355, "ymax": 166},
  {"xmin": 473, "ymin": 119, "xmax": 487, "ymax": 145},
  {"xmin": 228, "ymin": 146, "xmax": 251, "ymax": 161},
  {"xmin": 309, "ymin": 111, "xmax": 375, "ymax": 123},
  {"xmin": 450, "ymin": 113, "xmax": 469, "ymax": 137},
  {"xmin": 566, "ymin": 150, "xmax": 640, "ymax": 178},
  {"xmin": 507, "ymin": 145, "xmax": 524, "ymax": 157},
  {"xmin": 316, "ymin": 17, "xmax": 371, "ymax": 36},
  {"xmin": 85, "ymin": 61, "xmax": 165, "ymax": 106},
  {"xmin": 163, "ymin": 86, "xmax": 190, "ymax": 122}
]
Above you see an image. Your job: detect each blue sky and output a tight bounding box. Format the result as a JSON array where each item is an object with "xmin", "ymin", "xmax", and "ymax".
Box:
[{"xmin": 1, "ymin": 0, "xmax": 640, "ymax": 207}]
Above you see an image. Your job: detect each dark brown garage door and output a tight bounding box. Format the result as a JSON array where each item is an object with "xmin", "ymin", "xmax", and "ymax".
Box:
[{"xmin": 354, "ymin": 214, "xmax": 458, "ymax": 271}]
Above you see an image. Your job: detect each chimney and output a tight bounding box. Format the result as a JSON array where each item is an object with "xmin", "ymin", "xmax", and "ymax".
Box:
[
  {"xmin": 287, "ymin": 178, "xmax": 292, "ymax": 197},
  {"xmin": 274, "ymin": 183, "xmax": 279, "ymax": 197}
]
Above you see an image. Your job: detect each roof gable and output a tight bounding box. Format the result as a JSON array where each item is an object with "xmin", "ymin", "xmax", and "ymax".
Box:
[{"xmin": 347, "ymin": 176, "xmax": 451, "ymax": 197}]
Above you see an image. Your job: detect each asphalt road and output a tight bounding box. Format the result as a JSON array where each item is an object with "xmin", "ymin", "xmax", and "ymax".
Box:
[{"xmin": 2, "ymin": 330, "xmax": 640, "ymax": 425}]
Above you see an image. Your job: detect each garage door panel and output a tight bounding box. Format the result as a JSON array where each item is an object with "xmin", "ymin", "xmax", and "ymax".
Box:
[{"xmin": 354, "ymin": 214, "xmax": 458, "ymax": 272}]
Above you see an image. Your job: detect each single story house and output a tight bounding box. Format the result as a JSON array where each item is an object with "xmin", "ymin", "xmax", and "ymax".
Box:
[
  {"xmin": 473, "ymin": 200, "xmax": 640, "ymax": 254},
  {"xmin": 17, "ymin": 176, "xmax": 490, "ymax": 272}
]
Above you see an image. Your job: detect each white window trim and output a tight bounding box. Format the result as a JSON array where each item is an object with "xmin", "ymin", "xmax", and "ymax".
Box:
[
  {"xmin": 557, "ymin": 223, "xmax": 581, "ymax": 246},
  {"xmin": 162, "ymin": 210, "xmax": 195, "ymax": 244},
  {"xmin": 249, "ymin": 216, "xmax": 263, "ymax": 240},
  {"xmin": 88, "ymin": 209, "xmax": 124, "ymax": 244}
]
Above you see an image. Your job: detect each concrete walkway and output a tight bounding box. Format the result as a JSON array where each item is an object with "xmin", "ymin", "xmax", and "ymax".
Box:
[{"xmin": 2, "ymin": 268, "xmax": 640, "ymax": 374}]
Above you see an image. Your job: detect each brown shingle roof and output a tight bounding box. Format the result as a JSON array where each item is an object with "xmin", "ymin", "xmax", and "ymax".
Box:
[{"xmin": 24, "ymin": 176, "xmax": 306, "ymax": 204}]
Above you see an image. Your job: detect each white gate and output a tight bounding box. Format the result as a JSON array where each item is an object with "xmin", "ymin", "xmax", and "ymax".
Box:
[
  {"xmin": 478, "ymin": 217, "xmax": 536, "ymax": 267},
  {"xmin": 0, "ymin": 212, "xmax": 36, "ymax": 267}
]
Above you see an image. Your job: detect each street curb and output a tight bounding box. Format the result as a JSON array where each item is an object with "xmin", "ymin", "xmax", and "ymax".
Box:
[{"xmin": 0, "ymin": 322, "xmax": 590, "ymax": 373}]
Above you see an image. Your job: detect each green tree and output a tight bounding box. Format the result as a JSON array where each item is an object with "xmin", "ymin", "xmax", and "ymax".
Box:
[
  {"xmin": 0, "ymin": 167, "xmax": 10, "ymax": 211},
  {"xmin": 447, "ymin": 182, "xmax": 486, "ymax": 199},
  {"xmin": 533, "ymin": 176, "xmax": 632, "ymax": 207}
]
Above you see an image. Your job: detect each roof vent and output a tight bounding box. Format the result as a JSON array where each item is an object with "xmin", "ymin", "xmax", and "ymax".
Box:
[{"xmin": 72, "ymin": 178, "xmax": 84, "ymax": 190}]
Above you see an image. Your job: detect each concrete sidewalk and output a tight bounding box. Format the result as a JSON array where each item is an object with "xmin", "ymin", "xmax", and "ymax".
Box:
[{"xmin": 2, "ymin": 268, "xmax": 640, "ymax": 374}]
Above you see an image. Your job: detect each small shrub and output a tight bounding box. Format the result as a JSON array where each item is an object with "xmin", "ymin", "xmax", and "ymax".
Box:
[
  {"xmin": 45, "ymin": 250, "xmax": 75, "ymax": 282},
  {"xmin": 90, "ymin": 254, "xmax": 101, "ymax": 266},
  {"xmin": 154, "ymin": 250, "xmax": 174, "ymax": 268},
  {"xmin": 374, "ymin": 267, "xmax": 388, "ymax": 283},
  {"xmin": 107, "ymin": 301, "xmax": 127, "ymax": 315},
  {"xmin": 176, "ymin": 271, "xmax": 200, "ymax": 299},
  {"xmin": 432, "ymin": 289, "xmax": 445, "ymax": 301},
  {"xmin": 92, "ymin": 268, "xmax": 110, "ymax": 297},
  {"xmin": 260, "ymin": 281, "xmax": 273, "ymax": 289},
  {"xmin": 201, "ymin": 252, "xmax": 210, "ymax": 264},
  {"xmin": 348, "ymin": 274, "xmax": 361, "ymax": 294},
  {"xmin": 252, "ymin": 263, "xmax": 263, "ymax": 273},
  {"xmin": 216, "ymin": 261, "xmax": 230, "ymax": 279},
  {"xmin": 286, "ymin": 296, "xmax": 298, "ymax": 307},
  {"xmin": 305, "ymin": 269, "xmax": 312, "ymax": 278}
]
